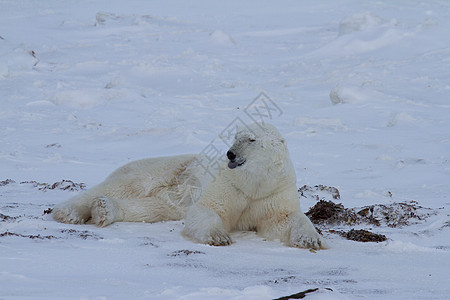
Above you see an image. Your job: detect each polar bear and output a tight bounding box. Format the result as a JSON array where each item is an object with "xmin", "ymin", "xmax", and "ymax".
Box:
[{"xmin": 53, "ymin": 123, "xmax": 326, "ymax": 249}]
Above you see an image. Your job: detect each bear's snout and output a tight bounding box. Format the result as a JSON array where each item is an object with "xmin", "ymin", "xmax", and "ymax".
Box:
[
  {"xmin": 227, "ymin": 150, "xmax": 236, "ymax": 161},
  {"xmin": 226, "ymin": 150, "xmax": 246, "ymax": 169}
]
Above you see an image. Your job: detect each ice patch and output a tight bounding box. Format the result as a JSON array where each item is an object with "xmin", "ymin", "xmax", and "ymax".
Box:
[
  {"xmin": 354, "ymin": 189, "xmax": 388, "ymax": 200},
  {"xmin": 159, "ymin": 285, "xmax": 275, "ymax": 300},
  {"xmin": 0, "ymin": 40, "xmax": 8, "ymax": 77},
  {"xmin": 99, "ymin": 238, "xmax": 125, "ymax": 244},
  {"xmin": 338, "ymin": 12, "xmax": 385, "ymax": 36},
  {"xmin": 210, "ymin": 30, "xmax": 236, "ymax": 46},
  {"xmin": 385, "ymin": 240, "xmax": 442, "ymax": 253},
  {"xmin": 0, "ymin": 272, "xmax": 28, "ymax": 281},
  {"xmin": 329, "ymin": 85, "xmax": 367, "ymax": 104},
  {"xmin": 95, "ymin": 11, "xmax": 122, "ymax": 26},
  {"xmin": 293, "ymin": 117, "xmax": 346, "ymax": 131},
  {"xmin": 312, "ymin": 12, "xmax": 403, "ymax": 58},
  {"xmin": 0, "ymin": 44, "xmax": 38, "ymax": 77},
  {"xmin": 241, "ymin": 27, "xmax": 319, "ymax": 37},
  {"xmin": 336, "ymin": 28, "xmax": 404, "ymax": 56},
  {"xmin": 0, "ymin": 63, "xmax": 8, "ymax": 77},
  {"xmin": 52, "ymin": 89, "xmax": 116, "ymax": 108},
  {"xmin": 26, "ymin": 100, "xmax": 56, "ymax": 107},
  {"xmin": 386, "ymin": 112, "xmax": 417, "ymax": 127}
]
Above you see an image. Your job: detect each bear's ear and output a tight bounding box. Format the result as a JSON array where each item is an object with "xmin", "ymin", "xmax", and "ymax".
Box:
[{"xmin": 233, "ymin": 125, "xmax": 243, "ymax": 139}]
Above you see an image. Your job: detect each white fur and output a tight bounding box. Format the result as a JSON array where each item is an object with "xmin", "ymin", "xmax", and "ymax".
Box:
[
  {"xmin": 52, "ymin": 154, "xmax": 203, "ymax": 226},
  {"xmin": 53, "ymin": 123, "xmax": 326, "ymax": 249}
]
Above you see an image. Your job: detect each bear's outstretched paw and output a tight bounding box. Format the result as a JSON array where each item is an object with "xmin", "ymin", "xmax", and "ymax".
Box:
[
  {"xmin": 52, "ymin": 207, "xmax": 87, "ymax": 224},
  {"xmin": 91, "ymin": 196, "xmax": 117, "ymax": 227},
  {"xmin": 206, "ymin": 229, "xmax": 232, "ymax": 246}
]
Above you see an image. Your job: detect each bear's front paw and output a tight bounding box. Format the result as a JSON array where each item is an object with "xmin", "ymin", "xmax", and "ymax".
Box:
[
  {"xmin": 289, "ymin": 223, "xmax": 327, "ymax": 250},
  {"xmin": 182, "ymin": 203, "xmax": 232, "ymax": 246},
  {"xmin": 290, "ymin": 234, "xmax": 326, "ymax": 250},
  {"xmin": 288, "ymin": 215, "xmax": 328, "ymax": 250},
  {"xmin": 206, "ymin": 229, "xmax": 232, "ymax": 246}
]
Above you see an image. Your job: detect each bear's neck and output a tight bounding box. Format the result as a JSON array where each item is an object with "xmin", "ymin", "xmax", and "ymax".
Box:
[{"xmin": 229, "ymin": 159, "xmax": 296, "ymax": 200}]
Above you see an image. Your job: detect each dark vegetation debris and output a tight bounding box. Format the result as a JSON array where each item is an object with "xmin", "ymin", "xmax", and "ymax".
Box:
[
  {"xmin": 305, "ymin": 200, "xmax": 356, "ymax": 225},
  {"xmin": 301, "ymin": 185, "xmax": 434, "ymax": 242},
  {"xmin": 303, "ymin": 185, "xmax": 433, "ymax": 228},
  {"xmin": 20, "ymin": 179, "xmax": 86, "ymax": 191},
  {"xmin": 45, "ymin": 143, "xmax": 61, "ymax": 148},
  {"xmin": 272, "ymin": 275, "xmax": 296, "ymax": 284},
  {"xmin": 0, "ymin": 213, "xmax": 19, "ymax": 221},
  {"xmin": 339, "ymin": 229, "xmax": 386, "ymax": 242},
  {"xmin": 43, "ymin": 208, "xmax": 53, "ymax": 215},
  {"xmin": 0, "ymin": 179, "xmax": 15, "ymax": 186},
  {"xmin": 140, "ymin": 237, "xmax": 159, "ymax": 247},
  {"xmin": 60, "ymin": 229, "xmax": 102, "ymax": 240},
  {"xmin": 356, "ymin": 202, "xmax": 430, "ymax": 227},
  {"xmin": 169, "ymin": 249, "xmax": 205, "ymax": 256},
  {"xmin": 1, "ymin": 179, "xmax": 86, "ymax": 191},
  {"xmin": 0, "ymin": 232, "xmax": 58, "ymax": 240}
]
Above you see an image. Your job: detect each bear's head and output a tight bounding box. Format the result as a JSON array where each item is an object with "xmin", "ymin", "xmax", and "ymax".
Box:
[{"xmin": 226, "ymin": 123, "xmax": 295, "ymax": 197}]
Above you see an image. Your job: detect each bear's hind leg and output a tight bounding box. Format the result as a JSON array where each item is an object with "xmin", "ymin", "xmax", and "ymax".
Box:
[{"xmin": 90, "ymin": 196, "xmax": 124, "ymax": 227}]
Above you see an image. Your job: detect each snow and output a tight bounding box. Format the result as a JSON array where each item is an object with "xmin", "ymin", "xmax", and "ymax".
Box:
[{"xmin": 1, "ymin": 0, "xmax": 450, "ymax": 299}]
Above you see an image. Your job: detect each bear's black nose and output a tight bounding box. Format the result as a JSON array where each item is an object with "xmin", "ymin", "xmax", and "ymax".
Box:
[{"xmin": 227, "ymin": 150, "xmax": 236, "ymax": 161}]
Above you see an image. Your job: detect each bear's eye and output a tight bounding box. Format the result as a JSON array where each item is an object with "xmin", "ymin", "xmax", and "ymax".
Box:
[{"xmin": 248, "ymin": 138, "xmax": 256, "ymax": 142}]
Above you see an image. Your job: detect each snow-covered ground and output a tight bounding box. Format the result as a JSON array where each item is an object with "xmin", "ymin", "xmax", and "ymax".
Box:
[{"xmin": 1, "ymin": 1, "xmax": 450, "ymax": 299}]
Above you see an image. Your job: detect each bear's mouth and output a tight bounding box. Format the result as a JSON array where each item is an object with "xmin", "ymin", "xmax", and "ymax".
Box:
[{"xmin": 228, "ymin": 159, "xmax": 246, "ymax": 169}]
